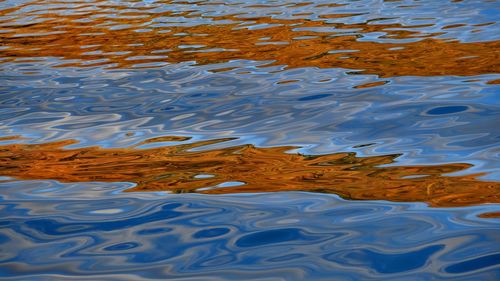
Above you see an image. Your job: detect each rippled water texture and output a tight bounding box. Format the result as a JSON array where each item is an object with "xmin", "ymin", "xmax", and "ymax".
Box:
[
  {"xmin": 1, "ymin": 181, "xmax": 500, "ymax": 280},
  {"xmin": 1, "ymin": 0, "xmax": 500, "ymax": 280},
  {"xmin": 1, "ymin": 136, "xmax": 499, "ymax": 207}
]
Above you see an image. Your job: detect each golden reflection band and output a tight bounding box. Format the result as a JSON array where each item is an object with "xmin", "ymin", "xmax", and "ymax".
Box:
[
  {"xmin": 0, "ymin": 1, "xmax": 499, "ymax": 77},
  {"xmin": 0, "ymin": 136, "xmax": 498, "ymax": 208}
]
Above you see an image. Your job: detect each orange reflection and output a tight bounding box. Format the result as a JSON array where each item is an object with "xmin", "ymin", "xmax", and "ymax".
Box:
[
  {"xmin": 0, "ymin": 1, "xmax": 499, "ymax": 77},
  {"xmin": 1, "ymin": 137, "xmax": 498, "ymax": 207},
  {"xmin": 478, "ymin": 212, "xmax": 500, "ymax": 218}
]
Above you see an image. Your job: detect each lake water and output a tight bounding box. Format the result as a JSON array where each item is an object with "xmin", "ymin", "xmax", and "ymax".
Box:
[{"xmin": 0, "ymin": 0, "xmax": 499, "ymax": 280}]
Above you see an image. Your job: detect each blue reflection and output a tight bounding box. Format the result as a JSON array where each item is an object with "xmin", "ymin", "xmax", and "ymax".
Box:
[
  {"xmin": 235, "ymin": 228, "xmax": 319, "ymax": 247},
  {"xmin": 0, "ymin": 180, "xmax": 499, "ymax": 280},
  {"xmin": 427, "ymin": 106, "xmax": 469, "ymax": 115},
  {"xmin": 445, "ymin": 253, "xmax": 500, "ymax": 274},
  {"xmin": 324, "ymin": 245, "xmax": 444, "ymax": 274},
  {"xmin": 1, "ymin": 0, "xmax": 500, "ymax": 280}
]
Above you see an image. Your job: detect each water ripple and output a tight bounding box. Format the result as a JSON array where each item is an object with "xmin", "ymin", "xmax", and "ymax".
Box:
[
  {"xmin": 0, "ymin": 180, "xmax": 499, "ymax": 280},
  {"xmin": 1, "ymin": 1, "xmax": 500, "ymax": 279},
  {"xmin": 1, "ymin": 60, "xmax": 499, "ymax": 179},
  {"xmin": 1, "ymin": 0, "xmax": 499, "ymax": 74}
]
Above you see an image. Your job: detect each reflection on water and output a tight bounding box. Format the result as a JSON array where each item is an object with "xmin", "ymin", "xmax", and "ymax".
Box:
[
  {"xmin": 1, "ymin": 0, "xmax": 499, "ymax": 77},
  {"xmin": 2, "ymin": 60, "xmax": 499, "ymax": 180},
  {"xmin": 1, "ymin": 137, "xmax": 499, "ymax": 207},
  {"xmin": 0, "ymin": 181, "xmax": 499, "ymax": 280},
  {"xmin": 1, "ymin": 0, "xmax": 500, "ymax": 279}
]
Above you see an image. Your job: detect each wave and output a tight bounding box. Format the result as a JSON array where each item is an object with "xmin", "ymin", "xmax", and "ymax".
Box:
[{"xmin": 0, "ymin": 180, "xmax": 499, "ymax": 280}]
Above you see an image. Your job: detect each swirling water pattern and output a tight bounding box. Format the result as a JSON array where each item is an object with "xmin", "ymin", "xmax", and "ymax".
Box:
[
  {"xmin": 1, "ymin": 0, "xmax": 500, "ymax": 178},
  {"xmin": 2, "ymin": 58, "xmax": 500, "ymax": 179},
  {"xmin": 1, "ymin": 180, "xmax": 499, "ymax": 280},
  {"xmin": 1, "ymin": 0, "xmax": 500, "ymax": 279}
]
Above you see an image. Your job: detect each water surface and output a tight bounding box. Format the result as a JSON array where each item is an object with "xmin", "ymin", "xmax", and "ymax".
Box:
[
  {"xmin": 1, "ymin": 181, "xmax": 499, "ymax": 280},
  {"xmin": 0, "ymin": 0, "xmax": 499, "ymax": 279}
]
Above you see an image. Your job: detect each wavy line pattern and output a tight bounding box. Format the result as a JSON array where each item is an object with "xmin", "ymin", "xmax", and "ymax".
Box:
[
  {"xmin": 2, "ymin": 60, "xmax": 500, "ymax": 179},
  {"xmin": 1, "ymin": 0, "xmax": 500, "ymax": 279},
  {"xmin": 0, "ymin": 181, "xmax": 499, "ymax": 280},
  {"xmin": 1, "ymin": 0, "xmax": 499, "ymax": 76},
  {"xmin": 0, "ymin": 138, "xmax": 498, "ymax": 207}
]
